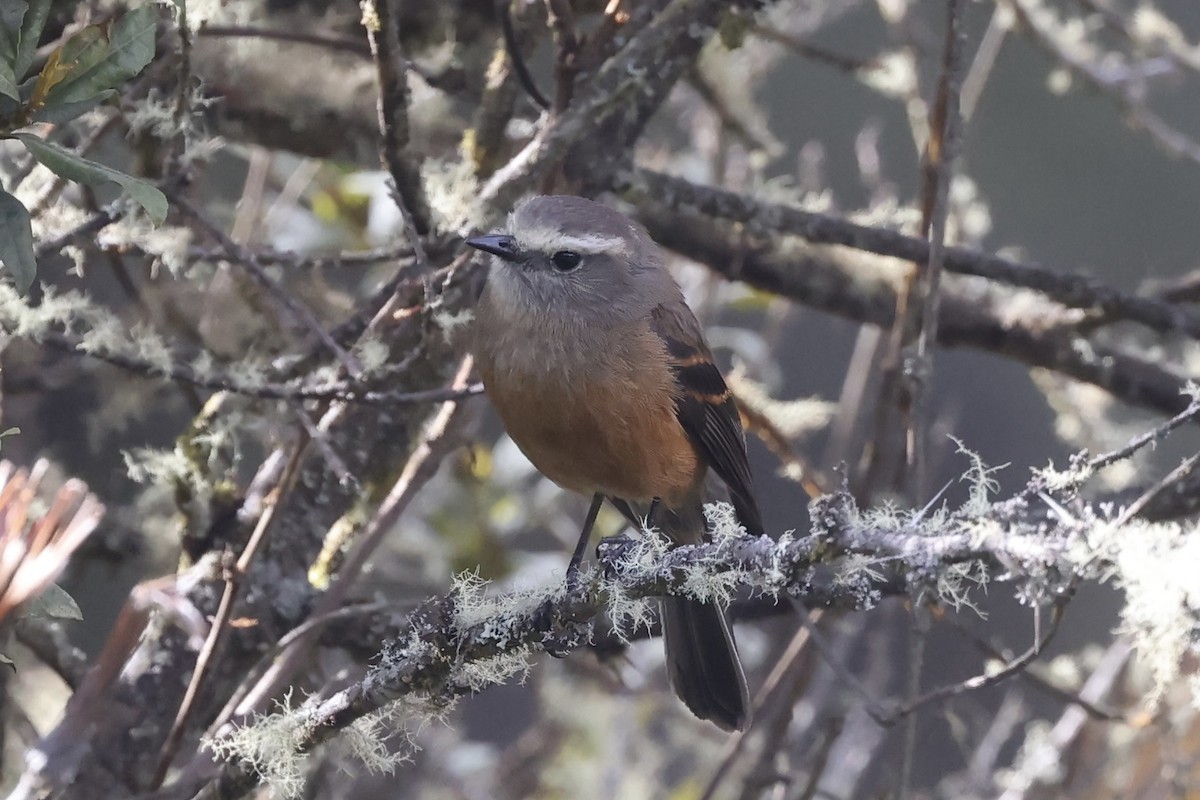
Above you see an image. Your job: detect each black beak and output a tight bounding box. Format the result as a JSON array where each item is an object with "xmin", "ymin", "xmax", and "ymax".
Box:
[{"xmin": 466, "ymin": 234, "xmax": 519, "ymax": 262}]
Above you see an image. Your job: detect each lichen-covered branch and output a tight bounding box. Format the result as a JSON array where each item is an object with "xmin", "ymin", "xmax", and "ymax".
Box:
[
  {"xmin": 196, "ymin": 452, "xmax": 1200, "ymax": 799},
  {"xmin": 626, "ymin": 179, "xmax": 1195, "ymax": 420},
  {"xmin": 618, "ymin": 168, "xmax": 1200, "ymax": 342},
  {"xmin": 479, "ymin": 0, "xmax": 769, "ymax": 214}
]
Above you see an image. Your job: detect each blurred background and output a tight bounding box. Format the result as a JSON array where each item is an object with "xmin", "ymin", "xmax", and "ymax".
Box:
[{"xmin": 2, "ymin": 0, "xmax": 1200, "ymax": 798}]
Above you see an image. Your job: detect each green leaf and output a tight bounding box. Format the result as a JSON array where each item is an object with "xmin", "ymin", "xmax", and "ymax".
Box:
[
  {"xmin": 14, "ymin": 0, "xmax": 51, "ymax": 78},
  {"xmin": 0, "ymin": 426, "xmax": 20, "ymax": 451},
  {"xmin": 43, "ymin": 25, "xmax": 111, "ymax": 99},
  {"xmin": 25, "ymin": 45, "xmax": 74, "ymax": 112},
  {"xmin": 46, "ymin": 5, "xmax": 157, "ymax": 105},
  {"xmin": 0, "ymin": 59, "xmax": 17, "ymax": 101},
  {"xmin": 0, "ymin": 188, "xmax": 35, "ymax": 292},
  {"xmin": 0, "ymin": 2, "xmax": 25, "ymax": 70},
  {"xmin": 31, "ymin": 88, "xmax": 114, "ymax": 124},
  {"xmin": 13, "ymin": 132, "xmax": 168, "ymax": 224},
  {"xmin": 19, "ymin": 582, "xmax": 83, "ymax": 621}
]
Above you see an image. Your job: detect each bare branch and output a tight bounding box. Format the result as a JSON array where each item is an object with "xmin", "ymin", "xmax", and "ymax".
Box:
[
  {"xmin": 624, "ymin": 174, "xmax": 1195, "ymax": 420},
  {"xmin": 364, "ymin": 0, "xmax": 434, "ymax": 235},
  {"xmin": 618, "ymin": 168, "xmax": 1200, "ymax": 342}
]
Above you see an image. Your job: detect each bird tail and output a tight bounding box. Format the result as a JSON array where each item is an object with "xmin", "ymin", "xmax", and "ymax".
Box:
[
  {"xmin": 656, "ymin": 500, "xmax": 751, "ymax": 732},
  {"xmin": 660, "ymin": 594, "xmax": 750, "ymax": 731}
]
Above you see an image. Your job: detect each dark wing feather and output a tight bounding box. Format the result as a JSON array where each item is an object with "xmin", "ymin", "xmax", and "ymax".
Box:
[{"xmin": 650, "ymin": 304, "xmax": 764, "ymax": 537}]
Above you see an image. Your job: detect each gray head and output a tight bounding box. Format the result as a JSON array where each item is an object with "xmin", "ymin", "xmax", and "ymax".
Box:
[{"xmin": 467, "ymin": 195, "xmax": 675, "ymax": 327}]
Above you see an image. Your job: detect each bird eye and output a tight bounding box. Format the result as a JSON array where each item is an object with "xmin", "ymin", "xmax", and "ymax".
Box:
[{"xmin": 550, "ymin": 250, "xmax": 582, "ymax": 272}]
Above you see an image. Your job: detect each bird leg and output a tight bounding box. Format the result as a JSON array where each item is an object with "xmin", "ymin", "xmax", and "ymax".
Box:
[
  {"xmin": 644, "ymin": 497, "xmax": 661, "ymax": 532},
  {"xmin": 541, "ymin": 494, "xmax": 605, "ymax": 661},
  {"xmin": 566, "ymin": 492, "xmax": 605, "ymax": 583}
]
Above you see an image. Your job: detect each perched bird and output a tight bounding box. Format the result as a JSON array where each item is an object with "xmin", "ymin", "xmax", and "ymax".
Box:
[{"xmin": 467, "ymin": 195, "xmax": 762, "ymax": 732}]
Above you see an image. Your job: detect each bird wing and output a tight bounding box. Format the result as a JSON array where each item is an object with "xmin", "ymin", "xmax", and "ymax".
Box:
[{"xmin": 649, "ymin": 302, "xmax": 764, "ymax": 537}]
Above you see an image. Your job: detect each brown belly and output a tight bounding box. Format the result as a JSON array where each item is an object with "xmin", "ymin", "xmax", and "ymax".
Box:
[{"xmin": 481, "ymin": 362, "xmax": 702, "ymax": 506}]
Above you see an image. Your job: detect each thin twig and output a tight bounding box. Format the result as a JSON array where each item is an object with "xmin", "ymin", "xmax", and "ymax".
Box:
[
  {"xmin": 544, "ymin": 0, "xmax": 579, "ymax": 113},
  {"xmin": 790, "ymin": 603, "xmax": 887, "ymax": 721},
  {"xmin": 1112, "ymin": 451, "xmax": 1200, "ymax": 527},
  {"xmin": 960, "ymin": 4, "xmax": 1012, "ymax": 122},
  {"xmin": 499, "ymin": 0, "xmax": 551, "ymax": 111},
  {"xmin": 479, "ymin": 0, "xmax": 756, "ymax": 214},
  {"xmin": 950, "ymin": 618, "xmax": 1128, "ymax": 722},
  {"xmin": 171, "ymin": 193, "xmax": 362, "ymax": 374},
  {"xmin": 171, "ymin": 0, "xmax": 193, "ymax": 168},
  {"xmin": 1088, "ymin": 397, "xmax": 1200, "ymax": 474},
  {"xmin": 201, "ymin": 601, "xmax": 396, "ymax": 738},
  {"xmin": 822, "ymin": 326, "xmax": 883, "ymax": 473},
  {"xmin": 896, "ymin": 605, "xmax": 930, "ymax": 799},
  {"xmin": 750, "ymin": 24, "xmax": 875, "ymax": 74},
  {"xmin": 34, "ymin": 208, "xmax": 118, "ymax": 258},
  {"xmin": 884, "ymin": 599, "xmax": 1069, "ymax": 725},
  {"xmin": 149, "ymin": 433, "xmax": 311, "ymax": 790},
  {"xmin": 365, "ymin": 0, "xmax": 434, "ymax": 236},
  {"xmin": 35, "ymin": 328, "xmax": 481, "ymax": 405},
  {"xmin": 796, "ymin": 715, "xmax": 845, "ymax": 800},
  {"xmin": 700, "ymin": 617, "xmax": 816, "ymax": 800},
  {"xmin": 1009, "ymin": 0, "xmax": 1200, "ymax": 166},
  {"xmin": 209, "ymin": 359, "xmax": 474, "ymax": 737},
  {"xmin": 187, "ymin": 243, "xmax": 414, "ymax": 270},
  {"xmin": 196, "ymin": 24, "xmax": 372, "ymax": 57},
  {"xmin": 996, "ymin": 640, "xmax": 1132, "ymax": 800},
  {"xmin": 908, "ymin": 0, "xmax": 966, "ymax": 498},
  {"xmin": 1071, "ymin": 0, "xmax": 1200, "ymax": 78}
]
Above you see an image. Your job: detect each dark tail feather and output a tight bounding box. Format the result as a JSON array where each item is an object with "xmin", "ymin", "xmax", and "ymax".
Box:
[
  {"xmin": 606, "ymin": 496, "xmax": 752, "ymax": 730},
  {"xmin": 661, "ymin": 596, "xmax": 751, "ymax": 732}
]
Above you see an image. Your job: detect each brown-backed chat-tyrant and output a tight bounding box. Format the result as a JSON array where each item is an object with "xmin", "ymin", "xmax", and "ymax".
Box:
[{"xmin": 467, "ymin": 195, "xmax": 762, "ymax": 732}]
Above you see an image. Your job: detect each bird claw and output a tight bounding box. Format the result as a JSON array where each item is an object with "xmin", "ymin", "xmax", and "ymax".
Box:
[
  {"xmin": 537, "ymin": 594, "xmax": 592, "ymax": 658},
  {"xmin": 595, "ymin": 535, "xmax": 636, "ymax": 576}
]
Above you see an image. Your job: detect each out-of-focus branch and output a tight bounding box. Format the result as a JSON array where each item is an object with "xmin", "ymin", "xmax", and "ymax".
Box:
[
  {"xmin": 1010, "ymin": 0, "xmax": 1200, "ymax": 166},
  {"xmin": 14, "ymin": 618, "xmax": 90, "ymax": 690},
  {"xmin": 473, "ymin": 1, "xmax": 539, "ymax": 178},
  {"xmin": 996, "ymin": 640, "xmax": 1134, "ymax": 800},
  {"xmin": 617, "ymin": 168, "xmax": 1200, "ymax": 341},
  {"xmin": 186, "ymin": 243, "xmax": 414, "ymax": 270},
  {"xmin": 172, "ymin": 194, "xmax": 362, "ymax": 374},
  {"xmin": 197, "ymin": 24, "xmax": 373, "ymax": 57},
  {"xmin": 544, "ymin": 0, "xmax": 579, "ymax": 114},
  {"xmin": 904, "ymin": 0, "xmax": 966, "ymax": 496},
  {"xmin": 365, "ymin": 0, "xmax": 434, "ymax": 236},
  {"xmin": 149, "ymin": 435, "xmax": 311, "ymax": 790},
  {"xmin": 35, "ymin": 328, "xmax": 480, "ymax": 405},
  {"xmin": 621, "ymin": 173, "xmax": 1195, "ymax": 421},
  {"xmin": 479, "ymin": 0, "xmax": 767, "ymax": 214}
]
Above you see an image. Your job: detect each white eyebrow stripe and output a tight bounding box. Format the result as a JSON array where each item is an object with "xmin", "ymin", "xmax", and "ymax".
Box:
[{"xmin": 514, "ymin": 228, "xmax": 630, "ymax": 255}]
